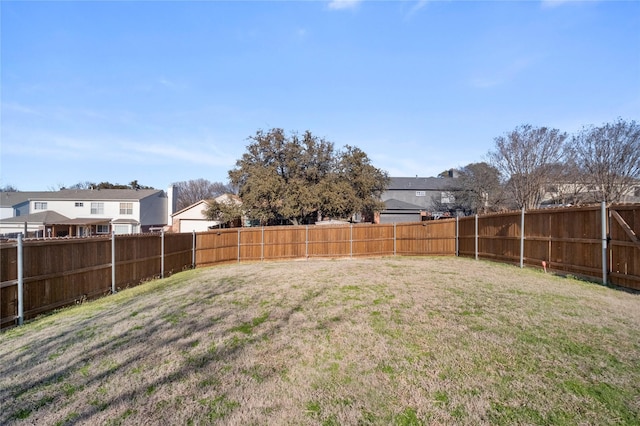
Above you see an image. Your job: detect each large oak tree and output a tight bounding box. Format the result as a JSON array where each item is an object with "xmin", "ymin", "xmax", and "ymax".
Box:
[{"xmin": 229, "ymin": 128, "xmax": 389, "ymax": 225}]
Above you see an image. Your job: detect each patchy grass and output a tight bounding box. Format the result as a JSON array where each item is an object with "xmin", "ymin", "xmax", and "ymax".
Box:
[{"xmin": 1, "ymin": 257, "xmax": 639, "ymax": 425}]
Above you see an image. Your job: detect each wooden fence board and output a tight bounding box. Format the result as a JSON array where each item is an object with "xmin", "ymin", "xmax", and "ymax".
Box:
[{"xmin": 2, "ymin": 204, "xmax": 640, "ymax": 329}]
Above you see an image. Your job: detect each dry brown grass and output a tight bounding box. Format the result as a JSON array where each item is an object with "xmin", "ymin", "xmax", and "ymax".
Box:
[{"xmin": 1, "ymin": 256, "xmax": 639, "ymax": 425}]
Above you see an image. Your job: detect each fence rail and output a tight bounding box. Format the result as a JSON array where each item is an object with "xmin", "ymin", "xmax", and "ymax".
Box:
[{"xmin": 2, "ymin": 204, "xmax": 639, "ymax": 329}]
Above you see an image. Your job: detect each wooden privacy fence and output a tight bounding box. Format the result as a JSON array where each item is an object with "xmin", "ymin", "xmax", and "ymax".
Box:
[
  {"xmin": 457, "ymin": 203, "xmax": 640, "ymax": 290},
  {"xmin": 1, "ymin": 204, "xmax": 639, "ymax": 328}
]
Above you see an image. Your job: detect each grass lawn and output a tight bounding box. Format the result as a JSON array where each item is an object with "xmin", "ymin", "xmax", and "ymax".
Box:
[{"xmin": 1, "ymin": 257, "xmax": 639, "ymax": 425}]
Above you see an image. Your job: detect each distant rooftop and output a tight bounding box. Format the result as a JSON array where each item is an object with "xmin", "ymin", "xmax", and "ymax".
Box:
[
  {"xmin": 387, "ymin": 177, "xmax": 457, "ymax": 191},
  {"xmin": 0, "ymin": 189, "xmax": 164, "ymax": 205}
]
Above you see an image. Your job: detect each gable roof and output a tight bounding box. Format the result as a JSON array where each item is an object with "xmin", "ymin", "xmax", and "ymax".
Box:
[
  {"xmin": 387, "ymin": 177, "xmax": 457, "ymax": 191},
  {"xmin": 171, "ymin": 194, "xmax": 242, "ymax": 218},
  {"xmin": 172, "ymin": 200, "xmax": 210, "ymax": 217},
  {"xmin": 30, "ymin": 189, "xmax": 164, "ymax": 202},
  {"xmin": 0, "ymin": 191, "xmax": 56, "ymax": 208},
  {"xmin": 383, "ymin": 199, "xmax": 425, "ymax": 210},
  {"xmin": 0, "ymin": 210, "xmax": 70, "ymax": 224}
]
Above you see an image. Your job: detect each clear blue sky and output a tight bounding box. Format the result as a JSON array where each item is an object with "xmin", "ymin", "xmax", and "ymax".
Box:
[{"xmin": 2, "ymin": 0, "xmax": 639, "ymax": 191}]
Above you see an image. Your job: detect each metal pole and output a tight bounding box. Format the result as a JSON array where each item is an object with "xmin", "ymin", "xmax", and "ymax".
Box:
[
  {"xmin": 475, "ymin": 214, "xmax": 479, "ymax": 260},
  {"xmin": 17, "ymin": 233, "xmax": 24, "ymax": 326},
  {"xmin": 192, "ymin": 230, "xmax": 196, "ymax": 268},
  {"xmin": 161, "ymin": 229, "xmax": 165, "ymax": 279},
  {"xmin": 601, "ymin": 201, "xmax": 608, "ymax": 285},
  {"xmin": 393, "ymin": 223, "xmax": 397, "ymax": 256},
  {"xmin": 350, "ymin": 224, "xmax": 353, "ymax": 258},
  {"xmin": 520, "ymin": 208, "xmax": 525, "ymax": 268},
  {"xmin": 111, "ymin": 231, "xmax": 116, "ymax": 294}
]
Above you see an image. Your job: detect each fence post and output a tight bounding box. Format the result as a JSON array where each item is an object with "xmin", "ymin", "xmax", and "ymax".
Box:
[
  {"xmin": 261, "ymin": 227, "xmax": 265, "ymax": 261},
  {"xmin": 17, "ymin": 233, "xmax": 24, "ymax": 326},
  {"xmin": 455, "ymin": 216, "xmax": 459, "ymax": 257},
  {"xmin": 306, "ymin": 225, "xmax": 309, "ymax": 259},
  {"xmin": 350, "ymin": 224, "xmax": 353, "ymax": 258},
  {"xmin": 111, "ymin": 231, "xmax": 116, "ymax": 294},
  {"xmin": 520, "ymin": 208, "xmax": 525, "ymax": 268},
  {"xmin": 237, "ymin": 228, "xmax": 241, "ymax": 263},
  {"xmin": 393, "ymin": 223, "xmax": 397, "ymax": 256},
  {"xmin": 475, "ymin": 214, "xmax": 479, "ymax": 260},
  {"xmin": 192, "ymin": 230, "xmax": 196, "ymax": 268},
  {"xmin": 161, "ymin": 229, "xmax": 165, "ymax": 279},
  {"xmin": 602, "ymin": 202, "xmax": 608, "ymax": 285}
]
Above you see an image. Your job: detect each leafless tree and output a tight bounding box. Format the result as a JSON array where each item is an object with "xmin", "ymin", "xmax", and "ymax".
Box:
[
  {"xmin": 567, "ymin": 118, "xmax": 640, "ymax": 203},
  {"xmin": 172, "ymin": 179, "xmax": 234, "ymax": 211},
  {"xmin": 488, "ymin": 125, "xmax": 567, "ymax": 210},
  {"xmin": 454, "ymin": 162, "xmax": 507, "ymax": 213}
]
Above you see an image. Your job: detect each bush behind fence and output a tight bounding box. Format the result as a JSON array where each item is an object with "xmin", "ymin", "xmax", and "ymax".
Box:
[{"xmin": 1, "ymin": 204, "xmax": 638, "ymax": 328}]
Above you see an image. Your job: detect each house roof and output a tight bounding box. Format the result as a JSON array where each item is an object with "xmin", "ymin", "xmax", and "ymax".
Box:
[
  {"xmin": 28, "ymin": 189, "xmax": 164, "ymax": 202},
  {"xmin": 383, "ymin": 199, "xmax": 425, "ymax": 210},
  {"xmin": 0, "ymin": 210, "xmax": 70, "ymax": 224},
  {"xmin": 172, "ymin": 200, "xmax": 210, "ymax": 217},
  {"xmin": 387, "ymin": 177, "xmax": 457, "ymax": 191},
  {"xmin": 56, "ymin": 218, "xmax": 111, "ymax": 226},
  {"xmin": 0, "ymin": 191, "xmax": 56, "ymax": 208},
  {"xmin": 171, "ymin": 194, "xmax": 242, "ymax": 218}
]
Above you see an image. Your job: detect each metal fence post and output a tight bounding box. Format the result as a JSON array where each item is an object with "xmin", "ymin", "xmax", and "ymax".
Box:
[
  {"xmin": 111, "ymin": 231, "xmax": 116, "ymax": 294},
  {"xmin": 393, "ymin": 223, "xmax": 397, "ymax": 256},
  {"xmin": 161, "ymin": 229, "xmax": 165, "ymax": 279},
  {"xmin": 475, "ymin": 214, "xmax": 479, "ymax": 260},
  {"xmin": 350, "ymin": 224, "xmax": 353, "ymax": 258},
  {"xmin": 520, "ymin": 208, "xmax": 525, "ymax": 268},
  {"xmin": 192, "ymin": 230, "xmax": 196, "ymax": 268},
  {"xmin": 602, "ymin": 202, "xmax": 608, "ymax": 285},
  {"xmin": 17, "ymin": 233, "xmax": 24, "ymax": 326}
]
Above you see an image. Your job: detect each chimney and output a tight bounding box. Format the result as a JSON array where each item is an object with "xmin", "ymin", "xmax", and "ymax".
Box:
[{"xmin": 167, "ymin": 185, "xmax": 177, "ymax": 225}]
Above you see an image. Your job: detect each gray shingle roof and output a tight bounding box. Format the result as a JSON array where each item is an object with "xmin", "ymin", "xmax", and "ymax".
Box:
[
  {"xmin": 34, "ymin": 189, "xmax": 163, "ymax": 201},
  {"xmin": 1, "ymin": 189, "xmax": 163, "ymax": 206},
  {"xmin": 0, "ymin": 191, "xmax": 56, "ymax": 208},
  {"xmin": 388, "ymin": 177, "xmax": 457, "ymax": 191},
  {"xmin": 383, "ymin": 199, "xmax": 424, "ymax": 210},
  {"xmin": 0, "ymin": 210, "xmax": 70, "ymax": 224}
]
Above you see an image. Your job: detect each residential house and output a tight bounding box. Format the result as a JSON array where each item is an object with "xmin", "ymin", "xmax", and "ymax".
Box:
[
  {"xmin": 171, "ymin": 194, "xmax": 242, "ymax": 233},
  {"xmin": 0, "ymin": 191, "xmax": 53, "ymax": 220},
  {"xmin": 0, "ymin": 189, "xmax": 168, "ymax": 237},
  {"xmin": 379, "ymin": 176, "xmax": 459, "ymax": 224}
]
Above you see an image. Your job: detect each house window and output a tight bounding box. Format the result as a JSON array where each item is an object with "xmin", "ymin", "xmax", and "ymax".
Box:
[
  {"xmin": 91, "ymin": 202, "xmax": 104, "ymax": 214},
  {"xmin": 96, "ymin": 225, "xmax": 110, "ymax": 234},
  {"xmin": 441, "ymin": 192, "xmax": 455, "ymax": 204},
  {"xmin": 119, "ymin": 202, "xmax": 133, "ymax": 215},
  {"xmin": 416, "ymin": 191, "xmax": 426, "ymax": 197},
  {"xmin": 34, "ymin": 202, "xmax": 47, "ymax": 210},
  {"xmin": 75, "ymin": 202, "xmax": 84, "ymax": 207}
]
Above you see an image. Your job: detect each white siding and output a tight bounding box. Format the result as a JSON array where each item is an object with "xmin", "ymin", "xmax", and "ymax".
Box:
[{"xmin": 179, "ymin": 219, "xmax": 220, "ymax": 233}]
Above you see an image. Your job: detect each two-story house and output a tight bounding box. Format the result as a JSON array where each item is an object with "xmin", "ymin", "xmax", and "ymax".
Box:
[
  {"xmin": 0, "ymin": 189, "xmax": 168, "ymax": 237},
  {"xmin": 379, "ymin": 176, "xmax": 459, "ymax": 224}
]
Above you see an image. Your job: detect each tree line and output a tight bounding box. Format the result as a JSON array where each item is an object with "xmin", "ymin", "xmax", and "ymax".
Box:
[
  {"xmin": 2, "ymin": 118, "xmax": 637, "ymax": 225},
  {"xmin": 449, "ymin": 118, "xmax": 640, "ymax": 214}
]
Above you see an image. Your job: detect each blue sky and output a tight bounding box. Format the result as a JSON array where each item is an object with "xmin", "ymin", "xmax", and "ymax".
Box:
[{"xmin": 2, "ymin": 0, "xmax": 639, "ymax": 191}]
